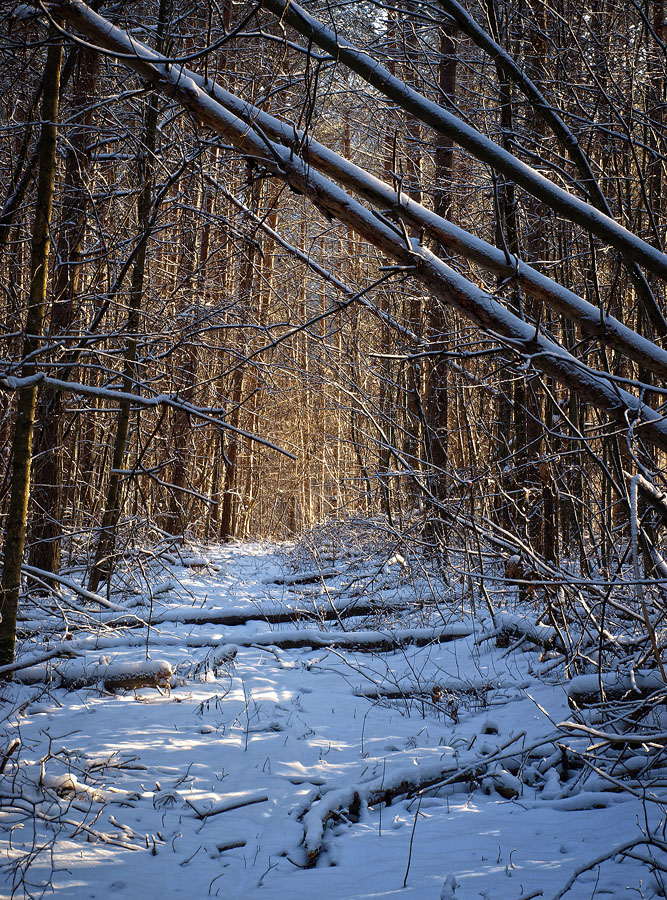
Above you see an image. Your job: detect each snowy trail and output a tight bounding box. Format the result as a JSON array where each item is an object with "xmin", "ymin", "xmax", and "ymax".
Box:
[{"xmin": 1, "ymin": 543, "xmax": 665, "ymax": 899}]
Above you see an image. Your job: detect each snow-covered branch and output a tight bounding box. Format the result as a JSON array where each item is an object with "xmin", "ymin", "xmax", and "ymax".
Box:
[
  {"xmin": 257, "ymin": 0, "xmax": 667, "ymax": 282},
  {"xmin": 38, "ymin": 0, "xmax": 667, "ymax": 455},
  {"xmin": 0, "ymin": 371, "xmax": 295, "ymax": 457}
]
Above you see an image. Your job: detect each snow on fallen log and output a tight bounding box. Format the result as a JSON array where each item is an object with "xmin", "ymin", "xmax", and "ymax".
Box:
[
  {"xmin": 40, "ymin": 772, "xmax": 140, "ymax": 805},
  {"xmin": 3, "ymin": 625, "xmax": 466, "ymax": 687},
  {"xmin": 170, "ymin": 625, "xmax": 469, "ymax": 662},
  {"xmin": 241, "ymin": 624, "xmax": 472, "ymax": 652},
  {"xmin": 16, "ymin": 658, "xmax": 173, "ymax": 692},
  {"xmin": 263, "ymin": 569, "xmax": 345, "ymax": 585},
  {"xmin": 481, "ymin": 613, "xmax": 558, "ymax": 650},
  {"xmin": 184, "ymin": 790, "xmax": 269, "ymax": 820},
  {"xmin": 299, "ymin": 737, "xmax": 538, "ymax": 865},
  {"xmin": 102, "ymin": 659, "xmax": 173, "ymax": 692},
  {"xmin": 566, "ymin": 670, "xmax": 666, "ymax": 708},
  {"xmin": 482, "ymin": 765, "xmax": 522, "ymax": 800},
  {"xmin": 179, "ymin": 556, "xmax": 221, "ymax": 571},
  {"xmin": 105, "ymin": 595, "xmax": 409, "ymax": 628},
  {"xmin": 522, "ymin": 790, "xmax": 629, "ymax": 811},
  {"xmin": 300, "ymin": 756, "xmax": 484, "ymax": 864},
  {"xmin": 353, "ymin": 674, "xmax": 495, "ymax": 701},
  {"xmin": 30, "ymin": 624, "xmax": 468, "ymax": 662},
  {"xmin": 299, "ymin": 733, "xmax": 628, "ymax": 864}
]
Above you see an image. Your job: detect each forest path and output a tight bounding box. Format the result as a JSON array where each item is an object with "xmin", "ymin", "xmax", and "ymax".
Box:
[{"xmin": 1, "ymin": 542, "xmax": 662, "ymax": 899}]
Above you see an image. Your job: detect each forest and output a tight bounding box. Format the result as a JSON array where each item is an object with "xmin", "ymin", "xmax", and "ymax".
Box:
[{"xmin": 0, "ymin": 0, "xmax": 667, "ymax": 896}]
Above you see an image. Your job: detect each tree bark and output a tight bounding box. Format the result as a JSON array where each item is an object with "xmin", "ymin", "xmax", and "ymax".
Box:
[
  {"xmin": 44, "ymin": 1, "xmax": 667, "ymax": 450},
  {"xmin": 29, "ymin": 46, "xmax": 99, "ymax": 578},
  {"xmin": 0, "ymin": 27, "xmax": 62, "ymax": 667},
  {"xmin": 424, "ymin": 22, "xmax": 458, "ymax": 548},
  {"xmin": 87, "ymin": 101, "xmax": 157, "ymax": 592}
]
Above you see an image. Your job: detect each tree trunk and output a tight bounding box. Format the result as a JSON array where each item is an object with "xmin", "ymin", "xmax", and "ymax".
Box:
[
  {"xmin": 29, "ymin": 46, "xmax": 99, "ymax": 578},
  {"xmin": 87, "ymin": 4, "xmax": 167, "ymax": 590},
  {"xmin": 220, "ymin": 165, "xmax": 261, "ymax": 541},
  {"xmin": 424, "ymin": 22, "xmax": 458, "ymax": 549},
  {"xmin": 0, "ymin": 28, "xmax": 62, "ymax": 667}
]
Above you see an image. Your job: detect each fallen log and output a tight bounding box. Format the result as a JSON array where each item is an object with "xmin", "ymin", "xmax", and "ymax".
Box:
[
  {"xmin": 16, "ymin": 658, "xmax": 173, "ymax": 692},
  {"xmin": 103, "ymin": 597, "xmax": 408, "ymax": 629},
  {"xmin": 300, "ymin": 757, "xmax": 486, "ymax": 864},
  {"xmin": 103, "ymin": 660, "xmax": 173, "ymax": 692},
  {"xmin": 242, "ymin": 624, "xmax": 472, "ymax": 653},
  {"xmin": 298, "ymin": 732, "xmax": 551, "ymax": 864},
  {"xmin": 7, "ymin": 625, "xmax": 469, "ymax": 691},
  {"xmin": 566, "ymin": 670, "xmax": 666, "ymax": 708},
  {"xmin": 14, "ymin": 624, "xmax": 470, "ymax": 658},
  {"xmin": 353, "ymin": 675, "xmax": 495, "ymax": 702},
  {"xmin": 263, "ymin": 569, "xmax": 345, "ymax": 586},
  {"xmin": 481, "ymin": 613, "xmax": 558, "ymax": 650}
]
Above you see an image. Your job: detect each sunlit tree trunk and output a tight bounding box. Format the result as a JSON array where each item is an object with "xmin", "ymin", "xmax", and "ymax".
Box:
[
  {"xmin": 483, "ymin": 0, "xmax": 521, "ymax": 532},
  {"xmin": 88, "ymin": 0, "xmax": 168, "ymax": 590},
  {"xmin": 220, "ymin": 166, "xmax": 262, "ymax": 541},
  {"xmin": 87, "ymin": 96, "xmax": 157, "ymax": 590},
  {"xmin": 0, "ymin": 28, "xmax": 62, "ymax": 666},
  {"xmin": 30, "ymin": 46, "xmax": 99, "ymax": 578}
]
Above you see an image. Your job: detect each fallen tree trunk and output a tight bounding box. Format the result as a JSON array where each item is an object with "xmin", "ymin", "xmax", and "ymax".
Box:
[
  {"xmin": 480, "ymin": 613, "xmax": 559, "ymax": 651},
  {"xmin": 210, "ymin": 83, "xmax": 667, "ymax": 380},
  {"xmin": 16, "ymin": 658, "xmax": 173, "ymax": 691},
  {"xmin": 566, "ymin": 671, "xmax": 666, "ymax": 708},
  {"xmin": 257, "ymin": 0, "xmax": 667, "ymax": 282},
  {"xmin": 353, "ymin": 675, "xmax": 495, "ymax": 701},
  {"xmin": 104, "ymin": 596, "xmax": 409, "ymax": 629},
  {"xmin": 242, "ymin": 623, "xmax": 472, "ymax": 652},
  {"xmin": 298, "ymin": 741, "xmax": 529, "ymax": 864},
  {"xmin": 2, "ymin": 623, "xmax": 470, "ymax": 683},
  {"xmin": 36, "ymin": 0, "xmax": 667, "ymax": 455}
]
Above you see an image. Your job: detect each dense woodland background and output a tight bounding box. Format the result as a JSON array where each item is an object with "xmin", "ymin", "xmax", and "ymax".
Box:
[{"xmin": 0, "ymin": 0, "xmax": 666, "ymax": 670}]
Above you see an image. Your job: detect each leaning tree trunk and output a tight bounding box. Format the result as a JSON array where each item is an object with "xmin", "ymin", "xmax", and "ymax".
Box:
[{"xmin": 0, "ymin": 28, "xmax": 62, "ymax": 667}]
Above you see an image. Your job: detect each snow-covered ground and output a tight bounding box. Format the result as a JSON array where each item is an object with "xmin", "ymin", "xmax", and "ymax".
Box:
[{"xmin": 1, "ymin": 540, "xmax": 665, "ymax": 899}]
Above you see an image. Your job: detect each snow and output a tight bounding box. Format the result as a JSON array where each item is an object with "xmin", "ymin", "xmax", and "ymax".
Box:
[
  {"xmin": 257, "ymin": 0, "xmax": 667, "ymax": 281},
  {"xmin": 209, "ymin": 80, "xmax": 667, "ymax": 380},
  {"xmin": 45, "ymin": 0, "xmax": 667, "ymax": 454},
  {"xmin": 1, "ymin": 542, "xmax": 665, "ymax": 899},
  {"xmin": 566, "ymin": 669, "xmax": 665, "ymax": 700},
  {"xmin": 16, "ymin": 658, "xmax": 173, "ymax": 690}
]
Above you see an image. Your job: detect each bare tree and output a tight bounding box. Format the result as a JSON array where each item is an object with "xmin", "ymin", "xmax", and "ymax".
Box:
[{"xmin": 0, "ymin": 24, "xmax": 62, "ymax": 667}]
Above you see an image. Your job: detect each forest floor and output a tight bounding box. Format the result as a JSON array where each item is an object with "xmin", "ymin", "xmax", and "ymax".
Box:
[{"xmin": 1, "ymin": 533, "xmax": 666, "ymax": 899}]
